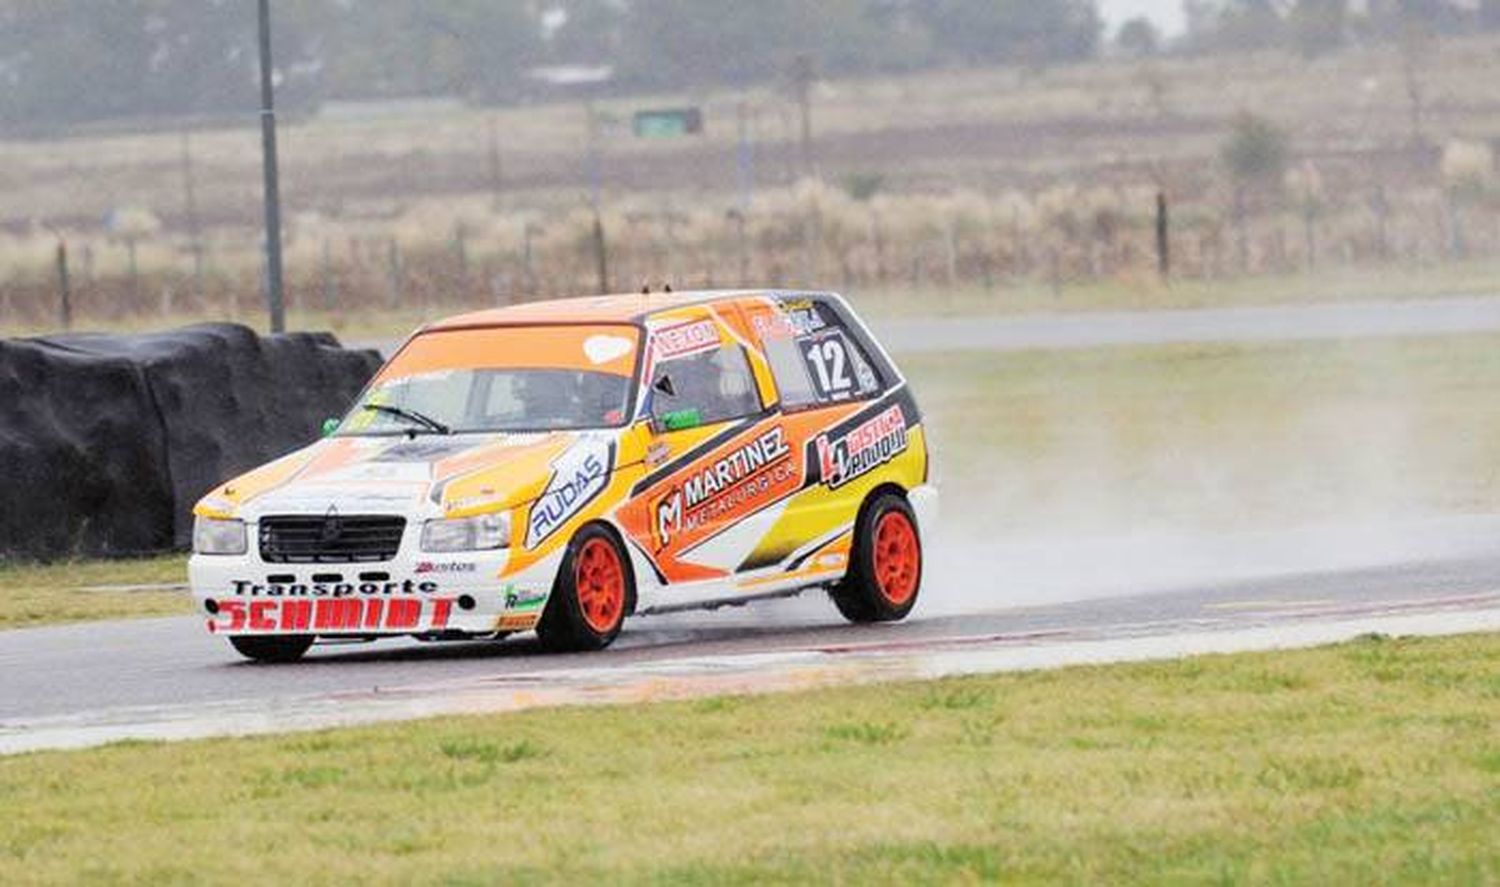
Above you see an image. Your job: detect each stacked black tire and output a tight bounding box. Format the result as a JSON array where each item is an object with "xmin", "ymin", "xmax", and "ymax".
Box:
[{"xmin": 0, "ymin": 324, "xmax": 381, "ymax": 560}]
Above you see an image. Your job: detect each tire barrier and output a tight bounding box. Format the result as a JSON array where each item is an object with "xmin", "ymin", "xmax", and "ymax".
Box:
[{"xmin": 0, "ymin": 324, "xmax": 382, "ymax": 560}]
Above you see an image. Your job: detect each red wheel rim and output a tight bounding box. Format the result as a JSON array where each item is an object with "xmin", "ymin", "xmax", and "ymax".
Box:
[
  {"xmin": 575, "ymin": 538, "xmax": 625, "ymax": 634},
  {"xmin": 873, "ymin": 511, "xmax": 920, "ymax": 607}
]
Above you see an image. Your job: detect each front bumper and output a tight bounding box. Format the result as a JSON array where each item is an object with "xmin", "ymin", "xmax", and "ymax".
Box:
[{"xmin": 189, "ymin": 542, "xmax": 562, "ymax": 638}]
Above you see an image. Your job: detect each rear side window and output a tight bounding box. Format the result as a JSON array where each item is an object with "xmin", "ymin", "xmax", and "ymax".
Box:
[
  {"xmin": 759, "ymin": 300, "xmax": 883, "ymax": 409},
  {"xmin": 649, "ymin": 344, "xmax": 763, "ymax": 426}
]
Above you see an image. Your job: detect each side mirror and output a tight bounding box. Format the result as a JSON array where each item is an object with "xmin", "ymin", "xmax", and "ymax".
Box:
[{"xmin": 321, "ymin": 417, "xmax": 341, "ymax": 438}]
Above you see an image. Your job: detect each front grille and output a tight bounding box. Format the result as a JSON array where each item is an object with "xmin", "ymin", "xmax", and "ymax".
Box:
[{"xmin": 259, "ymin": 515, "xmax": 406, "ymax": 564}]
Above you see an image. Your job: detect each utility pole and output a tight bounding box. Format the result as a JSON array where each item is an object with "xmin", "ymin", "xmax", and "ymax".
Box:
[
  {"xmin": 736, "ymin": 99, "xmax": 755, "ymax": 212},
  {"xmin": 487, "ymin": 114, "xmax": 504, "ymax": 209},
  {"xmin": 180, "ymin": 128, "xmax": 205, "ymax": 299},
  {"xmin": 1155, "ymin": 191, "xmax": 1170, "ymax": 281},
  {"xmin": 585, "ymin": 100, "xmax": 609, "ymax": 294},
  {"xmin": 257, "ymin": 0, "xmax": 287, "ymax": 333},
  {"xmin": 791, "ymin": 55, "xmax": 816, "ymax": 180}
]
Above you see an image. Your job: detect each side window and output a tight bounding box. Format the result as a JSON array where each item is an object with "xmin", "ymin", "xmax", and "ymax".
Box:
[
  {"xmin": 649, "ymin": 344, "xmax": 762, "ymax": 427},
  {"xmin": 760, "ymin": 300, "xmax": 883, "ymax": 409}
]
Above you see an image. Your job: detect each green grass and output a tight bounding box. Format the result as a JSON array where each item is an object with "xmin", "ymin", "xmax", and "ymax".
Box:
[
  {"xmin": 0, "ymin": 556, "xmax": 188, "ymax": 630},
  {"xmin": 0, "ymin": 633, "xmax": 1495, "ymax": 883},
  {"xmin": 904, "ymin": 332, "xmax": 1500, "ymax": 535}
]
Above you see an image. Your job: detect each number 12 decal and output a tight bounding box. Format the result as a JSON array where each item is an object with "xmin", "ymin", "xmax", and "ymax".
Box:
[{"xmin": 805, "ymin": 337, "xmax": 852, "ymax": 396}]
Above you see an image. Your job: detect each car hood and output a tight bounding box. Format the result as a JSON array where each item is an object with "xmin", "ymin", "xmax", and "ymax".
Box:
[{"xmin": 196, "ymin": 431, "xmax": 619, "ymax": 520}]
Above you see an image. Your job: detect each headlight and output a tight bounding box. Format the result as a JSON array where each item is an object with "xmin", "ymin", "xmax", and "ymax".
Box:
[
  {"xmin": 193, "ymin": 516, "xmax": 247, "ymax": 556},
  {"xmin": 422, "ymin": 513, "xmax": 510, "ymax": 552}
]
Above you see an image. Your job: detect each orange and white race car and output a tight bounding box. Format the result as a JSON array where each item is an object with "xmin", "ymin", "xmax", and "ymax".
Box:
[{"xmin": 189, "ymin": 290, "xmax": 938, "ymax": 661}]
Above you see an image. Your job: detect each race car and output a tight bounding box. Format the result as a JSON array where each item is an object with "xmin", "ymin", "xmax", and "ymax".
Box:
[{"xmin": 189, "ymin": 290, "xmax": 938, "ymax": 662}]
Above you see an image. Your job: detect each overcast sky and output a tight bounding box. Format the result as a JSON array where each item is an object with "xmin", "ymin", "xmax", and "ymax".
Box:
[{"xmin": 1098, "ymin": 0, "xmax": 1186, "ymax": 37}]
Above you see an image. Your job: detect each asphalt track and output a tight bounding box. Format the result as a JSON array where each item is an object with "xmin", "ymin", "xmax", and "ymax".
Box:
[
  {"xmin": 7, "ymin": 295, "xmax": 1500, "ymax": 753},
  {"xmin": 3, "ymin": 521, "xmax": 1499, "ymax": 754}
]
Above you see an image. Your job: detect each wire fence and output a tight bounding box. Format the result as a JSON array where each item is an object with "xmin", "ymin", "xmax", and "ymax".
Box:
[{"xmin": 3, "ymin": 180, "xmax": 1498, "ymax": 329}]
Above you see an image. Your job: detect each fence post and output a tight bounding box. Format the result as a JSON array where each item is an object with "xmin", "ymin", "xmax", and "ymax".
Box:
[
  {"xmin": 55, "ymin": 240, "xmax": 73, "ymax": 330},
  {"xmin": 522, "ymin": 223, "xmax": 537, "ymax": 298},
  {"xmin": 321, "ymin": 239, "xmax": 337, "ymax": 312},
  {"xmin": 729, "ymin": 209, "xmax": 750, "ymax": 286},
  {"xmin": 453, "ymin": 223, "xmax": 470, "ymax": 296},
  {"xmin": 592, "ymin": 213, "xmax": 610, "ymax": 294},
  {"xmin": 386, "ymin": 239, "xmax": 403, "ymax": 309},
  {"xmin": 1155, "ymin": 191, "xmax": 1170, "ymax": 281},
  {"xmin": 126, "ymin": 238, "xmax": 141, "ymax": 303}
]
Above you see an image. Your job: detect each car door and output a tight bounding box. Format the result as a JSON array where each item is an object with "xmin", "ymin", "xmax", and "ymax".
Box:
[
  {"xmin": 730, "ymin": 295, "xmax": 904, "ymax": 580},
  {"xmin": 617, "ymin": 308, "xmax": 801, "ymax": 596}
]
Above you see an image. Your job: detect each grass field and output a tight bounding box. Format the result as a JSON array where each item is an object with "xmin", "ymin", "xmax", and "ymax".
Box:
[
  {"xmin": 7, "ymin": 33, "xmax": 1500, "ymax": 233},
  {"xmin": 5, "ymin": 31, "xmax": 1500, "ymax": 324},
  {"xmin": 907, "ymin": 331, "xmax": 1500, "ymax": 534},
  {"xmin": 0, "ymin": 632, "xmax": 1495, "ymax": 883},
  {"xmin": 0, "ymin": 556, "xmax": 187, "ymax": 631},
  {"xmin": 9, "ymin": 329, "xmax": 1500, "ymax": 630}
]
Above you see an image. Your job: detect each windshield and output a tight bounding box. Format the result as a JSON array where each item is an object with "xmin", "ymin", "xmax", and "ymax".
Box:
[{"xmin": 338, "ymin": 325, "xmax": 639, "ymax": 435}]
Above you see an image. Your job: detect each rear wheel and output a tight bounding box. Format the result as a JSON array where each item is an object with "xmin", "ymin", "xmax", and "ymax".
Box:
[
  {"xmin": 831, "ymin": 492, "xmax": 923, "ymax": 623},
  {"xmin": 229, "ymin": 635, "xmax": 314, "ymax": 663},
  {"xmin": 537, "ymin": 525, "xmax": 631, "ymax": 652}
]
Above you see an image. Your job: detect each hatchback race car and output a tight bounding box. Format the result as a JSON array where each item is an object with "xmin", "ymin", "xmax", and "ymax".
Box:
[{"xmin": 190, "ymin": 290, "xmax": 938, "ymax": 661}]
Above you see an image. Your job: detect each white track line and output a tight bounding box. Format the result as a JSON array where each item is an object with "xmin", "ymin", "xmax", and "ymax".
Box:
[{"xmin": 1, "ymin": 602, "xmax": 1495, "ymax": 756}]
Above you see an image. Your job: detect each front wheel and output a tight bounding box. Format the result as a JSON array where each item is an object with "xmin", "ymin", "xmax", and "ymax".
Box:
[
  {"xmin": 831, "ymin": 492, "xmax": 923, "ymax": 623},
  {"xmin": 536, "ymin": 525, "xmax": 632, "ymax": 652},
  {"xmin": 229, "ymin": 635, "xmax": 314, "ymax": 663}
]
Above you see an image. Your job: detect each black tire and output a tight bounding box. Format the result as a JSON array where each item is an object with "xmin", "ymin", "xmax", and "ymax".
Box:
[
  {"xmin": 831, "ymin": 492, "xmax": 923, "ymax": 624},
  {"xmin": 229, "ymin": 635, "xmax": 314, "ymax": 663},
  {"xmin": 536, "ymin": 525, "xmax": 632, "ymax": 653}
]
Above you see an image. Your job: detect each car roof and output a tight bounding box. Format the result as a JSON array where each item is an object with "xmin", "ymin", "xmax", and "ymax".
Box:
[{"xmin": 425, "ymin": 289, "xmax": 829, "ymax": 330}]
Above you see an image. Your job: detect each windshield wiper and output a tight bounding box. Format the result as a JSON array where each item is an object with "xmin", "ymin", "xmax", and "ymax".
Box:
[{"xmin": 361, "ymin": 404, "xmax": 452, "ymax": 436}]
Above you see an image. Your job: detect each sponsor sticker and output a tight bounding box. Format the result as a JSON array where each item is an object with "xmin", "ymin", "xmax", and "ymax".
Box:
[
  {"xmin": 498, "ymin": 612, "xmax": 541, "ymax": 632},
  {"xmin": 230, "ymin": 579, "xmax": 439, "ymax": 597},
  {"xmin": 503, "ymin": 586, "xmax": 548, "ymax": 611},
  {"xmin": 651, "ymin": 319, "xmax": 719, "ymax": 362},
  {"xmin": 210, "ymin": 597, "xmax": 455, "ymax": 634},
  {"xmin": 753, "ymin": 303, "xmax": 827, "ymax": 340},
  {"xmin": 813, "ymin": 405, "xmax": 909, "ymax": 489},
  {"xmin": 525, "ymin": 440, "xmax": 613, "ymax": 549},
  {"xmin": 415, "ymin": 561, "xmax": 478, "ymax": 575},
  {"xmin": 583, "ymin": 334, "xmax": 635, "ymax": 366},
  {"xmin": 653, "ymin": 427, "xmax": 794, "ymax": 550}
]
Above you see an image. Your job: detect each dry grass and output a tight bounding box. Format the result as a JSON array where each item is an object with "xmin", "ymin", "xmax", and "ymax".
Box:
[
  {"xmin": 5, "ymin": 33, "xmax": 1500, "ymax": 315},
  {"xmin": 0, "ymin": 632, "xmax": 1495, "ymax": 883}
]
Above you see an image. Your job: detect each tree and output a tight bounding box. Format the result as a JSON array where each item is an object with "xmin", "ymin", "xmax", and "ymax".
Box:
[
  {"xmin": 1483, "ymin": 0, "xmax": 1500, "ymax": 30},
  {"xmin": 1221, "ymin": 111, "xmax": 1288, "ymax": 269},
  {"xmin": 916, "ymin": 0, "xmax": 1101, "ymax": 67},
  {"xmin": 544, "ymin": 0, "xmax": 627, "ymax": 64},
  {"xmin": 619, "ymin": 0, "xmax": 931, "ymax": 89},
  {"xmin": 0, "ymin": 0, "xmax": 321, "ymax": 128},
  {"xmin": 1222, "ymin": 111, "xmax": 1289, "ymax": 186},
  {"xmin": 1182, "ymin": 0, "xmax": 1284, "ymax": 53},
  {"xmin": 1288, "ymin": 0, "xmax": 1348, "ymax": 58},
  {"xmin": 1116, "ymin": 16, "xmax": 1161, "ymax": 57}
]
